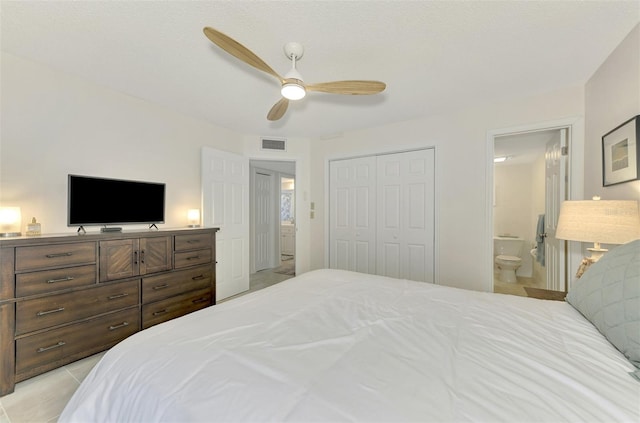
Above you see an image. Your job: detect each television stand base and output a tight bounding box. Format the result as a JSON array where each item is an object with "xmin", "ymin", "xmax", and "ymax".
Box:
[{"xmin": 101, "ymin": 227, "xmax": 123, "ymax": 233}]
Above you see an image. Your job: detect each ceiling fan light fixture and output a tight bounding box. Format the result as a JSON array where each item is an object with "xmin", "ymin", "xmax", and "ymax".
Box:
[{"xmin": 281, "ymin": 80, "xmax": 306, "ymax": 100}]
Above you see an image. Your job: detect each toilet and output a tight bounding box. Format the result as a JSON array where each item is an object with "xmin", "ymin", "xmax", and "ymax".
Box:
[{"xmin": 494, "ymin": 237, "xmax": 523, "ymax": 283}]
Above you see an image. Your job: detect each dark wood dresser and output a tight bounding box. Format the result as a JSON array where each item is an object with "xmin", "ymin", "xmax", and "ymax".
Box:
[{"xmin": 0, "ymin": 227, "xmax": 218, "ymax": 396}]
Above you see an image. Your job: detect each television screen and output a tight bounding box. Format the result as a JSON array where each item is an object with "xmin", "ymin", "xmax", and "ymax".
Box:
[{"xmin": 68, "ymin": 175, "xmax": 165, "ymax": 226}]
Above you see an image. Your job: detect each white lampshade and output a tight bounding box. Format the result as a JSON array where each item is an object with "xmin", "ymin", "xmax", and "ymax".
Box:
[
  {"xmin": 281, "ymin": 82, "xmax": 306, "ymax": 100},
  {"xmin": 187, "ymin": 209, "xmax": 200, "ymax": 228},
  {"xmin": 556, "ymin": 199, "xmax": 640, "ymax": 261},
  {"xmin": 0, "ymin": 207, "xmax": 22, "ymax": 237}
]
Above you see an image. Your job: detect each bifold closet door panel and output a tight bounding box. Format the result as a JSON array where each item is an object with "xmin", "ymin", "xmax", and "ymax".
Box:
[
  {"xmin": 329, "ymin": 149, "xmax": 435, "ymax": 283},
  {"xmin": 376, "ymin": 149, "xmax": 435, "ymax": 283},
  {"xmin": 328, "ymin": 156, "xmax": 377, "ymax": 274}
]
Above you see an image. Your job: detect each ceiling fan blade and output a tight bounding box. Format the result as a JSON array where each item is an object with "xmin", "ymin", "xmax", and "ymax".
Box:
[
  {"xmin": 203, "ymin": 27, "xmax": 283, "ymax": 82},
  {"xmin": 267, "ymin": 98, "xmax": 289, "ymax": 121},
  {"xmin": 306, "ymin": 80, "xmax": 386, "ymax": 95}
]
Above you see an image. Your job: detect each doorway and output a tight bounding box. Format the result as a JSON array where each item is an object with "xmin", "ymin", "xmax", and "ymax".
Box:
[
  {"xmin": 487, "ymin": 118, "xmax": 582, "ymax": 297},
  {"xmin": 249, "ymin": 160, "xmax": 296, "ymax": 277}
]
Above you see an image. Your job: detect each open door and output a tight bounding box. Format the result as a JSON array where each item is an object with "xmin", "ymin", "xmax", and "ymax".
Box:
[
  {"xmin": 544, "ymin": 129, "xmax": 568, "ymax": 291},
  {"xmin": 202, "ymin": 147, "xmax": 250, "ymax": 300},
  {"xmin": 253, "ymin": 168, "xmax": 274, "ymax": 272}
]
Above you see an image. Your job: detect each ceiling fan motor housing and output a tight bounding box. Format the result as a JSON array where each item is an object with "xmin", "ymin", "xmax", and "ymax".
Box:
[{"xmin": 284, "ymin": 42, "xmax": 304, "ymax": 60}]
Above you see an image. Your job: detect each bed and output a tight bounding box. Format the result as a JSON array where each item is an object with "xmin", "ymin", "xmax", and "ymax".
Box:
[{"xmin": 60, "ymin": 241, "xmax": 640, "ymax": 422}]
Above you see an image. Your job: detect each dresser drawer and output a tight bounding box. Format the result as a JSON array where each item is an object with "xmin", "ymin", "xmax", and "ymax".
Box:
[
  {"xmin": 174, "ymin": 233, "xmax": 212, "ymax": 252},
  {"xmin": 142, "ymin": 265, "xmax": 212, "ymax": 304},
  {"xmin": 16, "ymin": 265, "xmax": 97, "ymax": 297},
  {"xmin": 16, "ymin": 308, "xmax": 139, "ymax": 377},
  {"xmin": 16, "ymin": 279, "xmax": 139, "ymax": 335},
  {"xmin": 142, "ymin": 287, "xmax": 212, "ymax": 329},
  {"xmin": 174, "ymin": 248, "xmax": 212, "ymax": 269},
  {"xmin": 16, "ymin": 242, "xmax": 96, "ymax": 272}
]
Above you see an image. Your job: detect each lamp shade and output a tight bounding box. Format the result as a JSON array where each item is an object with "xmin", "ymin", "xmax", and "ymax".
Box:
[
  {"xmin": 0, "ymin": 207, "xmax": 22, "ymax": 237},
  {"xmin": 187, "ymin": 209, "xmax": 200, "ymax": 227},
  {"xmin": 556, "ymin": 200, "xmax": 640, "ymax": 244}
]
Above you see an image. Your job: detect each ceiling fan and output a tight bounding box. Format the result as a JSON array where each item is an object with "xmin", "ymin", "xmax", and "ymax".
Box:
[{"xmin": 202, "ymin": 27, "xmax": 386, "ymax": 121}]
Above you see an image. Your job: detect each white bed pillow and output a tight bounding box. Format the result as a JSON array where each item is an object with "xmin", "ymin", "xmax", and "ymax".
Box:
[{"xmin": 566, "ymin": 239, "xmax": 640, "ymax": 369}]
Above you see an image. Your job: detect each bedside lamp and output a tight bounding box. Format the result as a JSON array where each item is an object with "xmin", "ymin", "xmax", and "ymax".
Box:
[
  {"xmin": 187, "ymin": 209, "xmax": 201, "ymax": 228},
  {"xmin": 556, "ymin": 197, "xmax": 640, "ymax": 264},
  {"xmin": 0, "ymin": 207, "xmax": 22, "ymax": 237}
]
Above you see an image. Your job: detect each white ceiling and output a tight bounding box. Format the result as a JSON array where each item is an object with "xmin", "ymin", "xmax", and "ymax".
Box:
[
  {"xmin": 494, "ymin": 130, "xmax": 558, "ymax": 166},
  {"xmin": 2, "ymin": 1, "xmax": 638, "ymax": 139}
]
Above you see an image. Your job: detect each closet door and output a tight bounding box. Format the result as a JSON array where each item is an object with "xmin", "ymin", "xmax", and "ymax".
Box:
[
  {"xmin": 377, "ymin": 149, "xmax": 435, "ymax": 283},
  {"xmin": 329, "ymin": 156, "xmax": 377, "ymax": 273}
]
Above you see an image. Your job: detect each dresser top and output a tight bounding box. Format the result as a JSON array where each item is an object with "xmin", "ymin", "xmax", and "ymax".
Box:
[{"xmin": 0, "ymin": 227, "xmax": 219, "ymax": 247}]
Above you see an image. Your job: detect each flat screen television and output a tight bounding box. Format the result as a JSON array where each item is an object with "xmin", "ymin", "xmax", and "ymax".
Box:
[{"xmin": 68, "ymin": 174, "xmax": 165, "ymax": 228}]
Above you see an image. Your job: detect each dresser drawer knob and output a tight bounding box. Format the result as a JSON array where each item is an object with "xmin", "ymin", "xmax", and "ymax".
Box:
[
  {"xmin": 187, "ymin": 240, "xmax": 200, "ymax": 244},
  {"xmin": 46, "ymin": 276, "xmax": 74, "ymax": 284},
  {"xmin": 36, "ymin": 307, "xmax": 65, "ymax": 317},
  {"xmin": 192, "ymin": 297, "xmax": 209, "ymax": 304},
  {"xmin": 45, "ymin": 252, "xmax": 73, "ymax": 258},
  {"xmin": 152, "ymin": 309, "xmax": 168, "ymax": 316},
  {"xmin": 191, "ymin": 275, "xmax": 205, "ymax": 281},
  {"xmin": 37, "ymin": 341, "xmax": 66, "ymax": 353},
  {"xmin": 152, "ymin": 284, "xmax": 170, "ymax": 290},
  {"xmin": 186, "ymin": 256, "xmax": 200, "ymax": 261},
  {"xmin": 109, "ymin": 322, "xmax": 130, "ymax": 331}
]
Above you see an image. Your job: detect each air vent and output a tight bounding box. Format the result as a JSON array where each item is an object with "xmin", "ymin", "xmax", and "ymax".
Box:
[{"xmin": 261, "ymin": 137, "xmax": 287, "ymax": 151}]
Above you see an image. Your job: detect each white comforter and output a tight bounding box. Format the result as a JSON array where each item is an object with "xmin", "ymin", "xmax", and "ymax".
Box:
[{"xmin": 60, "ymin": 269, "xmax": 640, "ymax": 422}]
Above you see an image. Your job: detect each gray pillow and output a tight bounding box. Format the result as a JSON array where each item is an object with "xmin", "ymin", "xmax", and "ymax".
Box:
[{"xmin": 566, "ymin": 239, "xmax": 640, "ymax": 368}]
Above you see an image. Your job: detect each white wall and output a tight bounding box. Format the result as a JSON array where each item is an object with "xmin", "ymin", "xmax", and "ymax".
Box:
[
  {"xmin": 585, "ymin": 24, "xmax": 640, "ymax": 201},
  {"xmin": 494, "ymin": 164, "xmax": 533, "ymax": 239},
  {"xmin": 582, "ymin": 24, "xmax": 640, "ymax": 261},
  {"xmin": 0, "ymin": 53, "xmax": 245, "ymax": 234},
  {"xmin": 309, "ymin": 85, "xmax": 584, "ymax": 292}
]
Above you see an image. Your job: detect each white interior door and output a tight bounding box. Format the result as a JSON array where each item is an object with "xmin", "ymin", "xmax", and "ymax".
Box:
[
  {"xmin": 377, "ymin": 149, "xmax": 435, "ymax": 283},
  {"xmin": 202, "ymin": 147, "xmax": 250, "ymax": 300},
  {"xmin": 544, "ymin": 129, "xmax": 567, "ymax": 291},
  {"xmin": 253, "ymin": 169, "xmax": 273, "ymax": 272},
  {"xmin": 329, "ymin": 156, "xmax": 377, "ymax": 273}
]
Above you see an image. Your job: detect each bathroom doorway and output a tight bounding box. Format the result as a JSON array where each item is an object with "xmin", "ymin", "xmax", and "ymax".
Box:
[{"xmin": 487, "ymin": 119, "xmax": 580, "ymax": 297}]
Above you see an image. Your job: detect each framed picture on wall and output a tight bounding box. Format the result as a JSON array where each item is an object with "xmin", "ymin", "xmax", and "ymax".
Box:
[{"xmin": 602, "ymin": 115, "xmax": 640, "ymax": 186}]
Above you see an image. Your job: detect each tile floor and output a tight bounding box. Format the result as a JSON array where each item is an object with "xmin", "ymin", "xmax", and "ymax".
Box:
[
  {"xmin": 0, "ymin": 352, "xmax": 106, "ymax": 423},
  {"xmin": 0, "ymin": 266, "xmax": 294, "ymax": 423},
  {"xmin": 493, "ymin": 273, "xmax": 546, "ymax": 297}
]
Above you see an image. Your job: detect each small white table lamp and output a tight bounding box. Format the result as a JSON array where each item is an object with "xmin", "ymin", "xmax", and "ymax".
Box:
[
  {"xmin": 187, "ymin": 209, "xmax": 201, "ymax": 228},
  {"xmin": 556, "ymin": 197, "xmax": 640, "ymax": 263},
  {"xmin": 0, "ymin": 207, "xmax": 22, "ymax": 237}
]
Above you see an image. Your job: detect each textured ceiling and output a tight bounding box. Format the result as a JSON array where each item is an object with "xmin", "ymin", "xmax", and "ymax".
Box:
[
  {"xmin": 1, "ymin": 1, "xmax": 638, "ymax": 139},
  {"xmin": 495, "ymin": 130, "xmax": 557, "ymax": 165}
]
